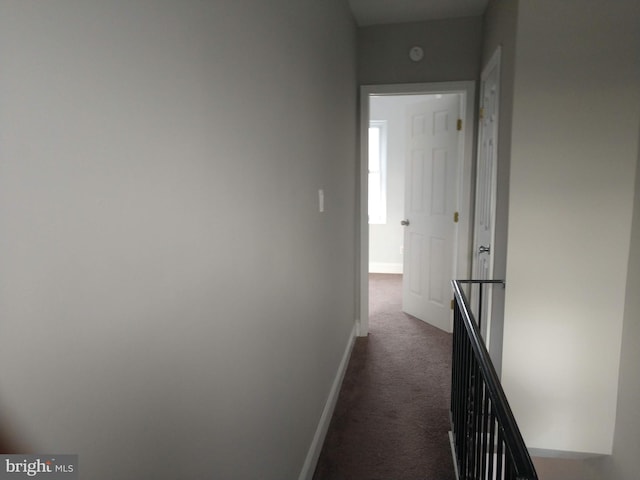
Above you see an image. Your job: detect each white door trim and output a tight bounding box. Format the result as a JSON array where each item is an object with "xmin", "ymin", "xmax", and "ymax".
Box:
[{"xmin": 357, "ymin": 81, "xmax": 475, "ymax": 336}]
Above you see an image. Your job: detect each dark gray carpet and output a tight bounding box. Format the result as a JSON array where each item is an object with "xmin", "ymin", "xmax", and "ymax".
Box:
[{"xmin": 313, "ymin": 273, "xmax": 456, "ymax": 480}]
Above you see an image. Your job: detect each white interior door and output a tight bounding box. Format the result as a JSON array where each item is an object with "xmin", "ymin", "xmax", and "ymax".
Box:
[
  {"xmin": 402, "ymin": 95, "xmax": 460, "ymax": 333},
  {"xmin": 472, "ymin": 48, "xmax": 501, "ymax": 341}
]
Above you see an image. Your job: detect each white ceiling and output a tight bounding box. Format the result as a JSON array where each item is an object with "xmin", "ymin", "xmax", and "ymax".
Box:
[{"xmin": 348, "ymin": 0, "xmax": 489, "ymax": 26}]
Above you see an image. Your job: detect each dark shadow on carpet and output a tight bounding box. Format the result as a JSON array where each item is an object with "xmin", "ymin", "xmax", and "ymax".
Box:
[{"xmin": 313, "ymin": 273, "xmax": 455, "ymax": 480}]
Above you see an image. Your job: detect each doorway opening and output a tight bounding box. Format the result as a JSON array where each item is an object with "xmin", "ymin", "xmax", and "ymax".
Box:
[{"xmin": 358, "ymin": 82, "xmax": 475, "ymax": 337}]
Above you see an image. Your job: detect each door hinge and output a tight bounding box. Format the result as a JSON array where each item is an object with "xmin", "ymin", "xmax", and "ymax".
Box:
[
  {"xmin": 451, "ymin": 299, "xmax": 455, "ymax": 310},
  {"xmin": 454, "ymin": 211, "xmax": 459, "ymax": 223},
  {"xmin": 479, "ymin": 107, "xmax": 484, "ymax": 119},
  {"xmin": 457, "ymin": 118, "xmax": 463, "ymax": 131}
]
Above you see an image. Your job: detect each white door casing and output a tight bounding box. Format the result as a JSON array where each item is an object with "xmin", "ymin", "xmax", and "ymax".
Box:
[
  {"xmin": 358, "ymin": 82, "xmax": 475, "ymax": 337},
  {"xmin": 402, "ymin": 95, "xmax": 460, "ymax": 333},
  {"xmin": 472, "ymin": 47, "xmax": 501, "ymax": 342}
]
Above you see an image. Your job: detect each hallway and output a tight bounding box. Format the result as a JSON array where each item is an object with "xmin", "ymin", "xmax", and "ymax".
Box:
[{"xmin": 314, "ymin": 274, "xmax": 456, "ymax": 479}]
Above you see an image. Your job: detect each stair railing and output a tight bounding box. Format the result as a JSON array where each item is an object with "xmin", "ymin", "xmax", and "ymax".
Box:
[{"xmin": 450, "ymin": 280, "xmax": 538, "ymax": 480}]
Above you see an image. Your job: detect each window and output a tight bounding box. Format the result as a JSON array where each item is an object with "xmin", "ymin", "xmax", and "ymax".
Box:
[{"xmin": 368, "ymin": 120, "xmax": 387, "ymax": 224}]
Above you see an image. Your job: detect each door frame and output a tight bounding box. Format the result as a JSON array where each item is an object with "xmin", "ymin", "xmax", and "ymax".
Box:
[
  {"xmin": 473, "ymin": 46, "xmax": 502, "ymax": 364},
  {"xmin": 357, "ymin": 81, "xmax": 476, "ymax": 336}
]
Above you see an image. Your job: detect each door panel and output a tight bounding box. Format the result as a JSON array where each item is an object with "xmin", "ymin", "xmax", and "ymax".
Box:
[
  {"xmin": 428, "ymin": 236, "xmax": 445, "ymax": 304},
  {"xmin": 407, "ymin": 232, "xmax": 423, "ymax": 294},
  {"xmin": 410, "ymin": 150, "xmax": 425, "ymax": 213}
]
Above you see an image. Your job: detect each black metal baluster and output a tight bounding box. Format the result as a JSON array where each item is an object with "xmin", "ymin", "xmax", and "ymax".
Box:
[
  {"xmin": 487, "ymin": 404, "xmax": 496, "ymax": 480},
  {"xmin": 480, "ymin": 383, "xmax": 490, "ymax": 479},
  {"xmin": 478, "ymin": 282, "xmax": 484, "ymax": 331},
  {"xmin": 473, "ymin": 365, "xmax": 483, "ymax": 479},
  {"xmin": 496, "ymin": 429, "xmax": 504, "ymax": 480},
  {"xmin": 453, "ymin": 306, "xmax": 464, "ymax": 476},
  {"xmin": 460, "ymin": 336, "xmax": 471, "ymax": 478}
]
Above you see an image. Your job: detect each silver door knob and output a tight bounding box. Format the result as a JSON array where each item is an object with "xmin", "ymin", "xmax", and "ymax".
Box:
[
  {"xmin": 479, "ymin": 245, "xmax": 491, "ymax": 254},
  {"xmin": 401, "ymin": 219, "xmax": 410, "ymax": 226}
]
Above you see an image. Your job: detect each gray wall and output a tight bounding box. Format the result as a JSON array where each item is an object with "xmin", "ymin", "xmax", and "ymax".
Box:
[
  {"xmin": 358, "ymin": 17, "xmax": 483, "ymax": 85},
  {"xmin": 0, "ymin": 1, "xmax": 357, "ymax": 478},
  {"xmin": 532, "ymin": 118, "xmax": 640, "ymax": 480},
  {"xmin": 482, "ymin": 0, "xmax": 640, "ymax": 473},
  {"xmin": 502, "ymin": 0, "xmax": 640, "ymax": 455},
  {"xmin": 591, "ymin": 124, "xmax": 640, "ymax": 480}
]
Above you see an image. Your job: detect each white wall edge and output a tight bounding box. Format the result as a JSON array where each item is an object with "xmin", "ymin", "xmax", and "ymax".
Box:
[
  {"xmin": 529, "ymin": 448, "xmax": 608, "ymax": 460},
  {"xmin": 368, "ymin": 262, "xmax": 403, "ymax": 274},
  {"xmin": 298, "ymin": 323, "xmax": 357, "ymax": 480}
]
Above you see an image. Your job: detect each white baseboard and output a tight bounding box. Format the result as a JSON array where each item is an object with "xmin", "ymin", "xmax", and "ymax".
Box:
[
  {"xmin": 368, "ymin": 262, "xmax": 403, "ymax": 274},
  {"xmin": 449, "ymin": 431, "xmax": 460, "ymax": 480},
  {"xmin": 298, "ymin": 324, "xmax": 357, "ymax": 480},
  {"xmin": 529, "ymin": 448, "xmax": 606, "ymax": 460}
]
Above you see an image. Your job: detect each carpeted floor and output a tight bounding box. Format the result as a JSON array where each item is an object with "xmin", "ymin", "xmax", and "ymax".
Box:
[{"xmin": 313, "ymin": 273, "xmax": 456, "ymax": 480}]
